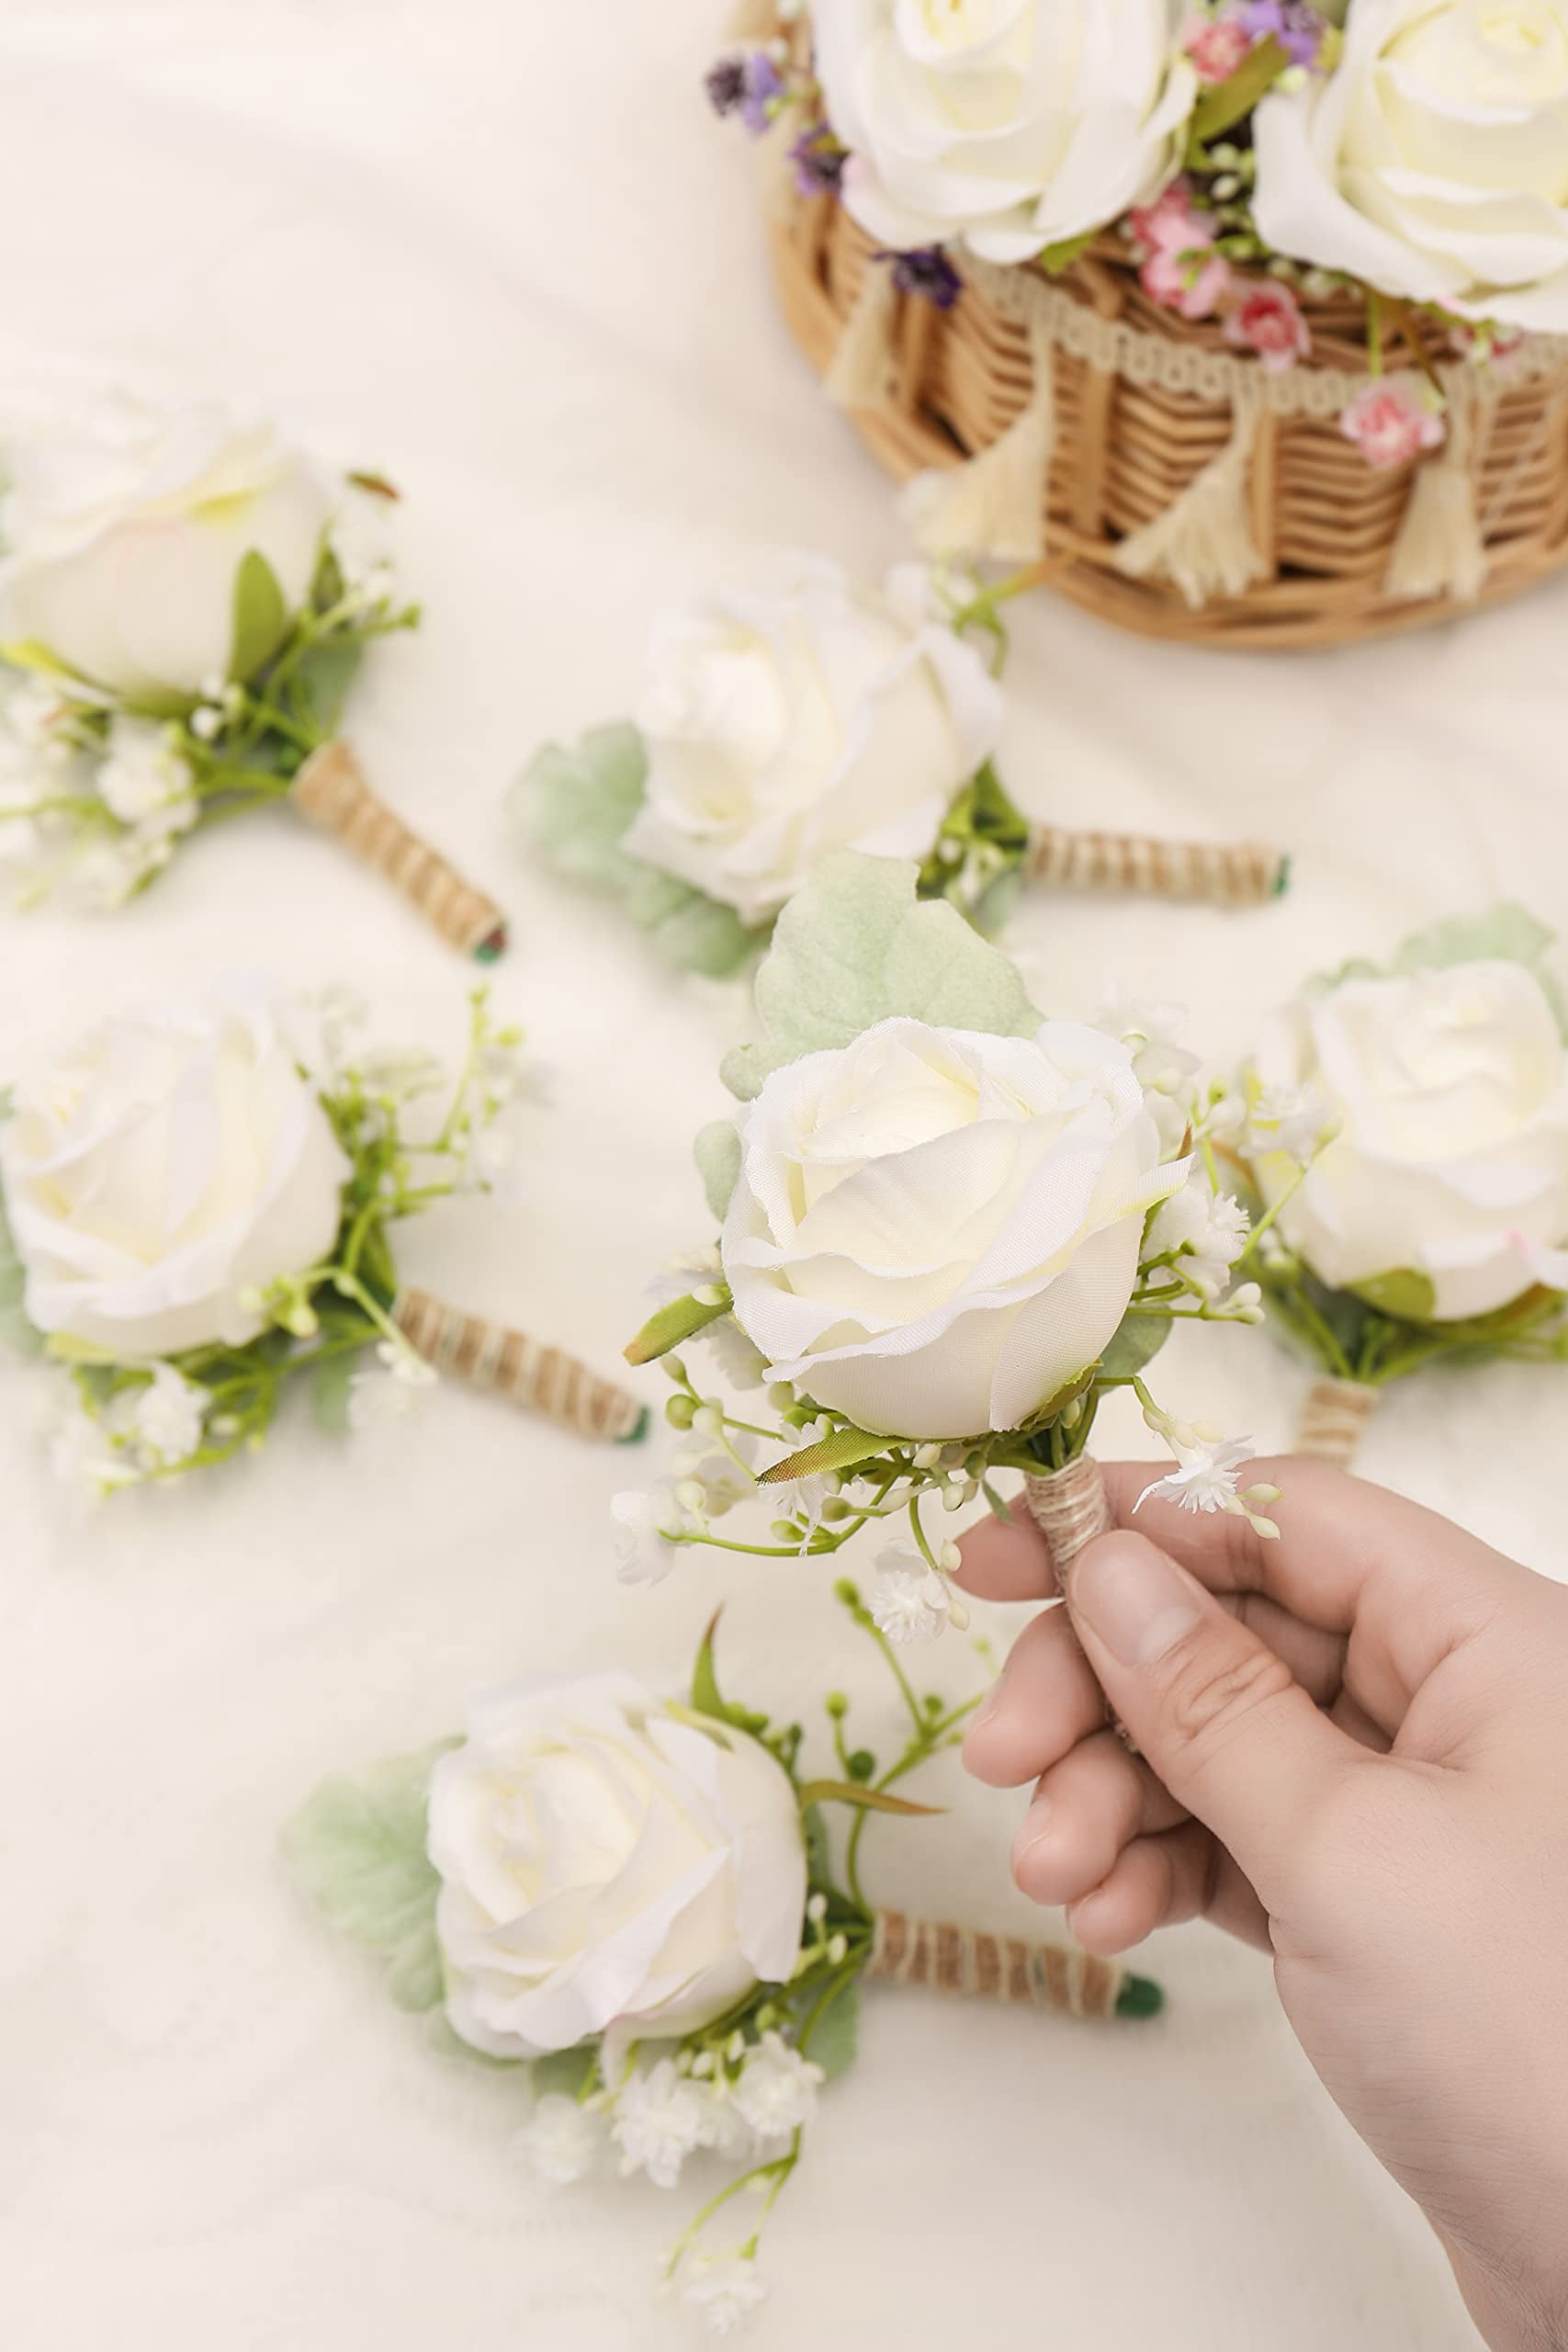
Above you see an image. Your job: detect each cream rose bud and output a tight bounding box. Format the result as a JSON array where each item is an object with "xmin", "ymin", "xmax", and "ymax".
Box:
[
  {"xmin": 0, "ymin": 985, "xmax": 350, "ymax": 1358},
  {"xmin": 723, "ymin": 1017, "xmax": 1189, "ymax": 1441},
  {"xmin": 621, "ymin": 556, "xmax": 1002, "ymax": 928},
  {"xmin": 427, "ymin": 1675, "xmax": 807, "ymax": 2060},
  {"xmin": 0, "ymin": 390, "xmax": 333, "ymax": 698},
  {"xmin": 813, "ymin": 0, "xmax": 1196, "ymax": 265},
  {"xmin": 1252, "ymin": 960, "xmax": 1568, "ymax": 1320},
  {"xmin": 1254, "ymin": 0, "xmax": 1568, "ymax": 330}
]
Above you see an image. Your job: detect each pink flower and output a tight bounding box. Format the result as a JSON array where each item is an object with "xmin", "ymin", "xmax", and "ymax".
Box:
[
  {"xmin": 1224, "ymin": 281, "xmax": 1312, "ymax": 373},
  {"xmin": 1184, "ymin": 18, "xmax": 1253, "ymax": 82},
  {"xmin": 1338, "ymin": 377, "xmax": 1447, "ymax": 470},
  {"xmin": 1130, "ymin": 180, "xmax": 1209, "ymax": 257},
  {"xmin": 1143, "ymin": 242, "xmax": 1233, "ymax": 322}
]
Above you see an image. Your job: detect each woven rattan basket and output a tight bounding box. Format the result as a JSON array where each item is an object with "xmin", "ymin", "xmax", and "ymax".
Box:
[{"xmin": 767, "ymin": 165, "xmax": 1568, "ymax": 652}]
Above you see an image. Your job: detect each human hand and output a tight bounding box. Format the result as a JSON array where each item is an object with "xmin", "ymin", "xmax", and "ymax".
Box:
[{"xmin": 959, "ymin": 1461, "xmax": 1568, "ymax": 2352}]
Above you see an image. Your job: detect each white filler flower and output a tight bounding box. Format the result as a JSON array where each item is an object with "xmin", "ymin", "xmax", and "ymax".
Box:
[{"xmin": 426, "ymin": 1673, "xmax": 807, "ymax": 2060}]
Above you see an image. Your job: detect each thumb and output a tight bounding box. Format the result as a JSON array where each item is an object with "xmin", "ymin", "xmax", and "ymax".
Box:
[{"xmin": 1066, "ymin": 1531, "xmax": 1357, "ymax": 1915}]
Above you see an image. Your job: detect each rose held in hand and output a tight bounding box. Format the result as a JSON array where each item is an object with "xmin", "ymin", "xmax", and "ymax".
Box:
[
  {"xmin": 427, "ymin": 1674, "xmax": 807, "ymax": 2060},
  {"xmin": 1253, "ymin": 959, "xmax": 1568, "ymax": 1318},
  {"xmin": 722, "ymin": 1017, "xmax": 1188, "ymax": 1441},
  {"xmin": 0, "ymin": 390, "xmax": 333, "ymax": 698},
  {"xmin": 624, "ymin": 556, "xmax": 1001, "ymax": 928},
  {"xmin": 812, "ymin": 0, "xmax": 1197, "ymax": 266},
  {"xmin": 0, "ymin": 987, "xmax": 349, "ymax": 1357},
  {"xmin": 1254, "ymin": 0, "xmax": 1568, "ymax": 330}
]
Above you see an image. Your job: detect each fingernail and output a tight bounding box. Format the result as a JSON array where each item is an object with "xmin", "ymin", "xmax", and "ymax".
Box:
[
  {"xmin": 968, "ymin": 1679, "xmax": 1003, "ymax": 1736},
  {"xmin": 1072, "ymin": 1538, "xmax": 1201, "ymax": 1669},
  {"xmin": 1011, "ymin": 1798, "xmax": 1054, "ymax": 1866}
]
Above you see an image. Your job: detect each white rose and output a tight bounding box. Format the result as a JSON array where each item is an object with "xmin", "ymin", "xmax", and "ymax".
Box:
[
  {"xmin": 0, "ymin": 390, "xmax": 333, "ymax": 697},
  {"xmin": 0, "ymin": 983, "xmax": 350, "ymax": 1357},
  {"xmin": 1254, "ymin": 0, "xmax": 1568, "ymax": 329},
  {"xmin": 722, "ymin": 1016, "xmax": 1188, "ymax": 1440},
  {"xmin": 427, "ymin": 1674, "xmax": 807, "ymax": 2059},
  {"xmin": 813, "ymin": 0, "xmax": 1196, "ymax": 265},
  {"xmin": 1253, "ymin": 960, "xmax": 1568, "ymax": 1319},
  {"xmin": 622, "ymin": 556, "xmax": 1001, "ymax": 928}
]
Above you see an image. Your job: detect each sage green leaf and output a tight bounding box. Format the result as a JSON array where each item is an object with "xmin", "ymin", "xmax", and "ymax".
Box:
[
  {"xmin": 649, "ymin": 889, "xmax": 758, "ymax": 979},
  {"xmin": 310, "ymin": 1351, "xmax": 356, "ymax": 1436},
  {"xmin": 293, "ymin": 637, "xmax": 363, "ymax": 737},
  {"xmin": 517, "ymin": 722, "xmax": 648, "ymax": 890},
  {"xmin": 1038, "ymin": 229, "xmax": 1096, "ymax": 277},
  {"xmin": 1351, "ymin": 1268, "xmax": 1438, "ymax": 1323},
  {"xmin": 1190, "ymin": 33, "xmax": 1289, "ymax": 142},
  {"xmin": 694, "ymin": 1120, "xmax": 742, "ymax": 1220},
  {"xmin": 625, "ymin": 1286, "xmax": 731, "ymax": 1366},
  {"xmin": 230, "ymin": 549, "xmax": 292, "ymax": 684},
  {"xmin": 531, "ymin": 2046, "xmax": 600, "ymax": 2100},
  {"xmin": 281, "ymin": 1740, "xmax": 456, "ymax": 2013},
  {"xmin": 687, "ymin": 1610, "xmax": 772, "ymax": 1738},
  {"xmin": 1098, "ymin": 1313, "xmax": 1171, "ymax": 1383},
  {"xmin": 720, "ymin": 852, "xmax": 1040, "ymax": 1102},
  {"xmin": 760, "ymin": 1424, "xmax": 887, "ymax": 1487},
  {"xmin": 802, "ymin": 1976, "xmax": 860, "ymax": 2081},
  {"xmin": 1393, "ymin": 903, "xmax": 1555, "ymax": 979},
  {"xmin": 795, "ymin": 1780, "xmax": 942, "ymax": 1817}
]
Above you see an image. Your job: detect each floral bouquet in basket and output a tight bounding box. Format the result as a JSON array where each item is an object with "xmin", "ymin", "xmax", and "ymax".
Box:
[
  {"xmin": 284, "ymin": 1606, "xmax": 1159, "ymax": 2335},
  {"xmin": 620, "ymin": 851, "xmax": 1309, "ymax": 1634},
  {"xmin": 0, "ymin": 390, "xmax": 504, "ymax": 956},
  {"xmin": 0, "ymin": 981, "xmax": 645, "ymax": 1497},
  {"xmin": 519, "ymin": 549, "xmax": 1284, "ymax": 978},
  {"xmin": 1236, "ymin": 906, "xmax": 1568, "ymax": 1465}
]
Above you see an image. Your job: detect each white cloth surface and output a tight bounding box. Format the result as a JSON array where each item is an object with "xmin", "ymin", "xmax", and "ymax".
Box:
[{"xmin": 5, "ymin": 5, "xmax": 1566, "ymax": 2346}]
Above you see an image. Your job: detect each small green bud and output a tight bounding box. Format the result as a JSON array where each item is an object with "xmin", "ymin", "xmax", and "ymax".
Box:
[
  {"xmin": 847, "ymin": 1749, "xmax": 875, "ymax": 1782},
  {"xmin": 833, "ymin": 1578, "xmax": 861, "ymax": 1609},
  {"xmin": 771, "ymin": 1520, "xmax": 802, "ymax": 1544},
  {"xmin": 820, "ymin": 1498, "xmax": 852, "ymax": 1522},
  {"xmin": 662, "ymin": 1355, "xmax": 688, "ymax": 1385},
  {"xmin": 825, "ymin": 1691, "xmax": 849, "ymax": 1719},
  {"xmin": 665, "ymin": 1395, "xmax": 696, "ymax": 1430}
]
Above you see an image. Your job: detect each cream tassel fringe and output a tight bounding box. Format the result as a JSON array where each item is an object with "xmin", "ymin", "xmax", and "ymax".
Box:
[
  {"xmin": 866, "ymin": 1910, "xmax": 1152, "ymax": 2019},
  {"xmin": 1112, "ymin": 376, "xmax": 1269, "ymax": 609},
  {"xmin": 824, "ymin": 263, "xmax": 900, "ymax": 411},
  {"xmin": 1296, "ymin": 1376, "xmax": 1378, "ymax": 1469},
  {"xmin": 392, "ymin": 1289, "xmax": 648, "ymax": 1444},
  {"xmin": 901, "ymin": 311, "xmax": 1056, "ymax": 564},
  {"xmin": 1385, "ymin": 371, "xmax": 1489, "ymax": 605}
]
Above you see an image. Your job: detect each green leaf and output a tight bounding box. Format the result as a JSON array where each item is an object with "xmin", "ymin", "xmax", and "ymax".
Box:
[
  {"xmin": 1190, "ymin": 34, "xmax": 1290, "ymax": 144},
  {"xmin": 281, "ymin": 1740, "xmax": 456, "ymax": 2013},
  {"xmin": 649, "ymin": 889, "xmax": 760, "ymax": 979},
  {"xmin": 694, "ymin": 1120, "xmax": 742, "ymax": 1221},
  {"xmin": 531, "ymin": 2046, "xmax": 600, "ymax": 2100},
  {"xmin": 310, "ymin": 1351, "xmax": 357, "ymax": 1435},
  {"xmin": 721, "ymin": 852, "xmax": 1040, "ymax": 1102},
  {"xmin": 1098, "ymin": 1313, "xmax": 1172, "ymax": 1383},
  {"xmin": 625, "ymin": 1286, "xmax": 731, "ymax": 1366},
  {"xmin": 687, "ymin": 1611, "xmax": 772, "ymax": 1739},
  {"xmin": 293, "ymin": 637, "xmax": 364, "ymax": 737},
  {"xmin": 1037, "ymin": 229, "xmax": 1097, "ymax": 277},
  {"xmin": 1393, "ymin": 903, "xmax": 1556, "ymax": 978},
  {"xmin": 0, "ymin": 638, "xmax": 82, "ymax": 681},
  {"xmin": 801, "ymin": 1975, "xmax": 860, "ymax": 2081},
  {"xmin": 795, "ymin": 1780, "xmax": 942, "ymax": 1818},
  {"xmin": 760, "ymin": 1424, "xmax": 887, "ymax": 1486},
  {"xmin": 230, "ymin": 549, "xmax": 292, "ymax": 684},
  {"xmin": 1350, "ymin": 1267, "xmax": 1438, "ymax": 1324},
  {"xmin": 516, "ymin": 723, "xmax": 649, "ymax": 891}
]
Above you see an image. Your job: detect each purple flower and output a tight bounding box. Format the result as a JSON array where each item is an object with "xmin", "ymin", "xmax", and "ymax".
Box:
[
  {"xmin": 885, "ymin": 246, "xmax": 963, "ymax": 310},
  {"xmin": 1234, "ymin": 0, "xmax": 1328, "ymax": 66},
  {"xmin": 790, "ymin": 123, "xmax": 846, "ymax": 198},
  {"xmin": 740, "ymin": 51, "xmax": 785, "ymax": 135},
  {"xmin": 705, "ymin": 56, "xmax": 748, "ymax": 118}
]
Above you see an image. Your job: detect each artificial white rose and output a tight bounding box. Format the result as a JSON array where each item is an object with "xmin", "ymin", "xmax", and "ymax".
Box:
[
  {"xmin": 1254, "ymin": 0, "xmax": 1568, "ymax": 330},
  {"xmin": 721, "ymin": 1015, "xmax": 1188, "ymax": 1440},
  {"xmin": 0, "ymin": 983, "xmax": 350, "ymax": 1357},
  {"xmin": 621, "ymin": 556, "xmax": 1002, "ymax": 929},
  {"xmin": 427, "ymin": 1673, "xmax": 807, "ymax": 2059},
  {"xmin": 813, "ymin": 0, "xmax": 1197, "ymax": 265},
  {"xmin": 0, "ymin": 390, "xmax": 333, "ymax": 698},
  {"xmin": 1252, "ymin": 959, "xmax": 1568, "ymax": 1320}
]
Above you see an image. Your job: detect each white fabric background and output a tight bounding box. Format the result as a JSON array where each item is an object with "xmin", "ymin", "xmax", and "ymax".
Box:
[{"xmin": 3, "ymin": 5, "xmax": 1564, "ymax": 2345}]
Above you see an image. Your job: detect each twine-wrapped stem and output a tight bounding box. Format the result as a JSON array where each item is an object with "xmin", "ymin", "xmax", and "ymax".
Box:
[
  {"xmin": 392, "ymin": 1288, "xmax": 647, "ymax": 1444},
  {"xmin": 1028, "ymin": 824, "xmax": 1287, "ymax": 909},
  {"xmin": 867, "ymin": 1909, "xmax": 1160, "ymax": 2020},
  {"xmin": 290, "ymin": 741, "xmax": 507, "ymax": 962},
  {"xmin": 1296, "ymin": 1376, "xmax": 1378, "ymax": 1468},
  {"xmin": 1022, "ymin": 1454, "xmax": 1113, "ymax": 1598}
]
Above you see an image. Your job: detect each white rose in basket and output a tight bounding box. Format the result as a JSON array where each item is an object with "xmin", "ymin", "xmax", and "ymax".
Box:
[
  {"xmin": 812, "ymin": 0, "xmax": 1198, "ymax": 265},
  {"xmin": 1254, "ymin": 957, "xmax": 1568, "ymax": 1319},
  {"xmin": 0, "ymin": 985, "xmax": 349, "ymax": 1357},
  {"xmin": 0, "ymin": 390, "xmax": 333, "ymax": 698},
  {"xmin": 622, "ymin": 555, "xmax": 1002, "ymax": 928},
  {"xmin": 723, "ymin": 1013, "xmax": 1189, "ymax": 1440},
  {"xmin": 427, "ymin": 1673, "xmax": 807, "ymax": 2059},
  {"xmin": 1254, "ymin": 0, "xmax": 1568, "ymax": 331}
]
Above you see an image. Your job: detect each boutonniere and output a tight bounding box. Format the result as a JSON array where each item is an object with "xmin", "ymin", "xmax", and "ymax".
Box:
[
  {"xmin": 620, "ymin": 850, "xmax": 1296, "ymax": 1631},
  {"xmin": 285, "ymin": 1605, "xmax": 1159, "ymax": 2335},
  {"xmin": 1240, "ymin": 905, "xmax": 1568, "ymax": 1466},
  {"xmin": 517, "ymin": 552, "xmax": 1284, "ymax": 978},
  {"xmin": 0, "ymin": 390, "xmax": 503, "ymax": 957},
  {"xmin": 0, "ymin": 981, "xmax": 644, "ymax": 1496}
]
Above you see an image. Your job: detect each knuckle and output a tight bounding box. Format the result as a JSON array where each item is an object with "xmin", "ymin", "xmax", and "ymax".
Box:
[{"xmin": 1159, "ymin": 1633, "xmax": 1295, "ymax": 1761}]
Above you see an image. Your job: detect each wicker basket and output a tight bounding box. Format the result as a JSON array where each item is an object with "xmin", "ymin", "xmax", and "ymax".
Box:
[{"xmin": 767, "ymin": 170, "xmax": 1568, "ymax": 652}]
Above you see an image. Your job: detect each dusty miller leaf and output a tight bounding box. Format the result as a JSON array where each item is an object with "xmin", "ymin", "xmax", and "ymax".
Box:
[
  {"xmin": 694, "ymin": 1120, "xmax": 742, "ymax": 1220},
  {"xmin": 281, "ymin": 1739, "xmax": 457, "ymax": 2014}
]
